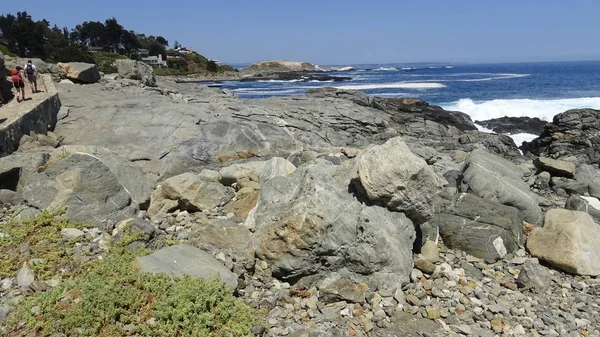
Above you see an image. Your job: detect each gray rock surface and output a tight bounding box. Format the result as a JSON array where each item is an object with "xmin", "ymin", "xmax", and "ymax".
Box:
[
  {"xmin": 533, "ymin": 157, "xmax": 576, "ymax": 178},
  {"xmin": 133, "ymin": 244, "xmax": 238, "ymax": 290},
  {"xmin": 22, "ymin": 152, "xmax": 137, "ymax": 230},
  {"xmin": 355, "ymin": 137, "xmax": 444, "ymax": 224},
  {"xmin": 114, "ymin": 59, "xmax": 156, "ymax": 87},
  {"xmin": 58, "ymin": 62, "xmax": 101, "ymax": 84},
  {"xmin": 249, "ymin": 160, "xmax": 415, "ymax": 291},
  {"xmin": 516, "ymin": 259, "xmax": 552, "ymax": 292},
  {"xmin": 461, "ymin": 149, "xmax": 542, "ymax": 224},
  {"xmin": 527, "ymin": 209, "xmax": 600, "ymax": 276},
  {"xmin": 218, "ymin": 157, "xmax": 296, "ymax": 186},
  {"xmin": 565, "ymin": 194, "xmax": 600, "ymax": 223},
  {"xmin": 424, "ymin": 193, "xmax": 524, "ymax": 262}
]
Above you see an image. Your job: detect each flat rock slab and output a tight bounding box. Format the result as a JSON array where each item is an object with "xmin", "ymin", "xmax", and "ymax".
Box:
[
  {"xmin": 533, "ymin": 157, "xmax": 576, "ymax": 178},
  {"xmin": 133, "ymin": 244, "xmax": 238, "ymax": 290}
]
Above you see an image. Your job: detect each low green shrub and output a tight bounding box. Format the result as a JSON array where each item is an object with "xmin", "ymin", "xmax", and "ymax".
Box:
[
  {"xmin": 0, "ymin": 45, "xmax": 16, "ymax": 57},
  {"xmin": 92, "ymin": 52, "xmax": 127, "ymax": 74}
]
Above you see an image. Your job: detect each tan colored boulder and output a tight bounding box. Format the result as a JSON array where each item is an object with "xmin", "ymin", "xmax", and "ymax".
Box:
[
  {"xmin": 58, "ymin": 62, "xmax": 101, "ymax": 84},
  {"xmin": 527, "ymin": 209, "xmax": 600, "ymax": 276}
]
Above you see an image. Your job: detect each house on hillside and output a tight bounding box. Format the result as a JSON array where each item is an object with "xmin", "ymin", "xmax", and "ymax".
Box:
[
  {"xmin": 167, "ymin": 52, "xmax": 182, "ymax": 59},
  {"xmin": 141, "ymin": 54, "xmax": 167, "ymax": 68},
  {"xmin": 136, "ymin": 49, "xmax": 149, "ymax": 56},
  {"xmin": 87, "ymin": 46, "xmax": 104, "ymax": 53}
]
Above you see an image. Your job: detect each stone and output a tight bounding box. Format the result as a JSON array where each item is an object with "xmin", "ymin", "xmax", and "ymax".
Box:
[
  {"xmin": 17, "ymin": 261, "xmax": 35, "ymax": 288},
  {"xmin": 58, "ymin": 62, "xmax": 101, "ymax": 84},
  {"xmin": 527, "ymin": 209, "xmax": 600, "ymax": 275},
  {"xmin": 249, "ymin": 160, "xmax": 415, "ymax": 291},
  {"xmin": 355, "ymin": 137, "xmax": 444, "ymax": 224},
  {"xmin": 516, "ymin": 259, "xmax": 552, "ymax": 292},
  {"xmin": 461, "ymin": 149, "xmax": 542, "ymax": 224},
  {"xmin": 533, "ymin": 157, "xmax": 576, "ymax": 178},
  {"xmin": 320, "ymin": 279, "xmax": 369, "ymax": 303},
  {"xmin": 564, "ymin": 194, "xmax": 600, "ymax": 223},
  {"xmin": 22, "ymin": 152, "xmax": 137, "ymax": 230},
  {"xmin": 421, "ymin": 240, "xmax": 440, "ymax": 262},
  {"xmin": 423, "ymin": 193, "xmax": 524, "ymax": 262},
  {"xmin": 148, "ymin": 172, "xmax": 234, "ymax": 216},
  {"xmin": 133, "ymin": 244, "xmax": 238, "ymax": 290},
  {"xmin": 218, "ymin": 157, "xmax": 296, "ymax": 186},
  {"xmin": 114, "ymin": 59, "xmax": 156, "ymax": 87},
  {"xmin": 415, "ymin": 259, "xmax": 436, "ymax": 275},
  {"xmin": 60, "ymin": 228, "xmax": 85, "ymax": 240}
]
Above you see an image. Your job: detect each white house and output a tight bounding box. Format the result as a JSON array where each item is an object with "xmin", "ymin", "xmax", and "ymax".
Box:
[{"xmin": 141, "ymin": 54, "xmax": 167, "ymax": 68}]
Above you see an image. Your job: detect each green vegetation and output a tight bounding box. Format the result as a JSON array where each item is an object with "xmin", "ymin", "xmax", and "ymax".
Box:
[
  {"xmin": 0, "ymin": 44, "xmax": 15, "ymax": 57},
  {"xmin": 155, "ymin": 51, "xmax": 237, "ymax": 76},
  {"xmin": 0, "ymin": 210, "xmax": 90, "ymax": 280},
  {"xmin": 0, "ymin": 212, "xmax": 257, "ymax": 337},
  {"xmin": 92, "ymin": 51, "xmax": 126, "ymax": 74}
]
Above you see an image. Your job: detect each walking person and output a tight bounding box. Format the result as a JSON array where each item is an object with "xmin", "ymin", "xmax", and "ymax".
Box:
[
  {"xmin": 24, "ymin": 60, "xmax": 38, "ymax": 93},
  {"xmin": 11, "ymin": 67, "xmax": 26, "ymax": 103}
]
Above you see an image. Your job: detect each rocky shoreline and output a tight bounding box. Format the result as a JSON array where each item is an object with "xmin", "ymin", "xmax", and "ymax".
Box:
[{"xmin": 1, "ymin": 55, "xmax": 600, "ymax": 336}]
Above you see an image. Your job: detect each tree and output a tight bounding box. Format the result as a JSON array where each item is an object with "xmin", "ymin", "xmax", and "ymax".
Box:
[
  {"xmin": 206, "ymin": 60, "xmax": 218, "ymax": 73},
  {"xmin": 156, "ymin": 36, "xmax": 168, "ymax": 47},
  {"xmin": 104, "ymin": 18, "xmax": 123, "ymax": 53},
  {"xmin": 173, "ymin": 40, "xmax": 181, "ymax": 49}
]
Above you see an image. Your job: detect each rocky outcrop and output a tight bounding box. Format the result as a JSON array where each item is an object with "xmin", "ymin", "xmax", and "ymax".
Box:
[
  {"xmin": 114, "ymin": 59, "xmax": 156, "ymax": 87},
  {"xmin": 521, "ymin": 109, "xmax": 600, "ymax": 164},
  {"xmin": 240, "ymin": 72, "xmax": 351, "ymax": 83},
  {"xmin": 218, "ymin": 157, "xmax": 296, "ymax": 186},
  {"xmin": 564, "ymin": 194, "xmax": 600, "ymax": 223},
  {"xmin": 248, "ymin": 160, "xmax": 416, "ymax": 291},
  {"xmin": 476, "ymin": 116, "xmax": 547, "ymax": 135},
  {"xmin": 424, "ymin": 193, "xmax": 524, "ymax": 262},
  {"xmin": 527, "ymin": 209, "xmax": 600, "ymax": 276},
  {"xmin": 133, "ymin": 244, "xmax": 238, "ymax": 290},
  {"xmin": 148, "ymin": 172, "xmax": 234, "ymax": 217},
  {"xmin": 460, "ymin": 149, "xmax": 542, "ymax": 224},
  {"xmin": 242, "ymin": 60, "xmax": 318, "ymax": 74},
  {"xmin": 354, "ymin": 137, "xmax": 444, "ymax": 224},
  {"xmin": 22, "ymin": 152, "xmax": 137, "ymax": 230},
  {"xmin": 58, "ymin": 62, "xmax": 101, "ymax": 84}
]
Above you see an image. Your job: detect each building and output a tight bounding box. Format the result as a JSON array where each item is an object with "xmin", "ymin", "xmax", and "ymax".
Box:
[
  {"xmin": 141, "ymin": 54, "xmax": 167, "ymax": 68},
  {"xmin": 167, "ymin": 52, "xmax": 182, "ymax": 59},
  {"xmin": 87, "ymin": 46, "xmax": 104, "ymax": 53},
  {"xmin": 136, "ymin": 49, "xmax": 149, "ymax": 56}
]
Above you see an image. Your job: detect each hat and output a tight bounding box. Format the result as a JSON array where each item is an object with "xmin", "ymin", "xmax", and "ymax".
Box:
[
  {"xmin": 11, "ymin": 69, "xmax": 18, "ymax": 75},
  {"xmin": 16, "ymin": 66, "xmax": 22, "ymax": 71},
  {"xmin": 28, "ymin": 60, "xmax": 32, "ymax": 64}
]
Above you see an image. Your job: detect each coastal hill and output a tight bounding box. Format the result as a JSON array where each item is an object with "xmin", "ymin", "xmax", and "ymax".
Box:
[{"xmin": 1, "ymin": 48, "xmax": 599, "ymax": 336}]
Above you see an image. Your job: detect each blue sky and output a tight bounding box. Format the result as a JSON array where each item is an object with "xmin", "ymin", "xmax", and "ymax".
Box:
[{"xmin": 4, "ymin": 0, "xmax": 600, "ymax": 65}]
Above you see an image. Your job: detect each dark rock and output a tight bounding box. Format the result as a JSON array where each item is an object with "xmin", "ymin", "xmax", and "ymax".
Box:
[
  {"xmin": 522, "ymin": 108, "xmax": 600, "ymax": 164},
  {"xmin": 476, "ymin": 116, "xmax": 547, "ymax": 135},
  {"xmin": 533, "ymin": 157, "xmax": 576, "ymax": 178},
  {"xmin": 565, "ymin": 194, "xmax": 600, "ymax": 223},
  {"xmin": 516, "ymin": 259, "xmax": 552, "ymax": 292}
]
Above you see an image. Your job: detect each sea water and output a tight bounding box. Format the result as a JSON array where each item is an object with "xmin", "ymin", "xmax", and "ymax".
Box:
[{"xmin": 210, "ymin": 61, "xmax": 600, "ymax": 144}]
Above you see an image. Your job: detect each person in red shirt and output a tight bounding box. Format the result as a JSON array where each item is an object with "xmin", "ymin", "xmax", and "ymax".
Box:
[{"xmin": 11, "ymin": 67, "xmax": 26, "ymax": 103}]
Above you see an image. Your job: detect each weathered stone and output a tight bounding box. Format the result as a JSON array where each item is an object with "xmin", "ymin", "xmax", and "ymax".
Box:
[
  {"xmin": 533, "ymin": 157, "xmax": 576, "ymax": 178},
  {"xmin": 17, "ymin": 261, "xmax": 35, "ymax": 288},
  {"xmin": 516, "ymin": 259, "xmax": 552, "ymax": 292},
  {"xmin": 355, "ymin": 137, "xmax": 444, "ymax": 224},
  {"xmin": 320, "ymin": 278, "xmax": 369, "ymax": 303},
  {"xmin": 415, "ymin": 259, "xmax": 436, "ymax": 275},
  {"xmin": 461, "ymin": 149, "xmax": 542, "ymax": 224},
  {"xmin": 114, "ymin": 59, "xmax": 156, "ymax": 87},
  {"xmin": 527, "ymin": 209, "xmax": 600, "ymax": 276},
  {"xmin": 424, "ymin": 193, "xmax": 524, "ymax": 262},
  {"xmin": 565, "ymin": 194, "xmax": 600, "ymax": 223},
  {"xmin": 60, "ymin": 228, "xmax": 85, "ymax": 240},
  {"xmin": 133, "ymin": 244, "xmax": 237, "ymax": 290},
  {"xmin": 148, "ymin": 172, "xmax": 234, "ymax": 216},
  {"xmin": 58, "ymin": 62, "xmax": 101, "ymax": 84},
  {"xmin": 22, "ymin": 153, "xmax": 137, "ymax": 230},
  {"xmin": 421, "ymin": 240, "xmax": 440, "ymax": 263},
  {"xmin": 218, "ymin": 157, "xmax": 296, "ymax": 186},
  {"xmin": 249, "ymin": 160, "xmax": 415, "ymax": 291}
]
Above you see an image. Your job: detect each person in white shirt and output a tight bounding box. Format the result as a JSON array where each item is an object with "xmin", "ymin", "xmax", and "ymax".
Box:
[{"xmin": 24, "ymin": 60, "xmax": 38, "ymax": 93}]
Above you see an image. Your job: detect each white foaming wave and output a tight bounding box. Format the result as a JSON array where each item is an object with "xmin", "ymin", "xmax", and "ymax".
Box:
[
  {"xmin": 256, "ymin": 79, "xmax": 303, "ymax": 83},
  {"xmin": 375, "ymin": 67, "xmax": 399, "ymax": 71},
  {"xmin": 309, "ymin": 79, "xmax": 334, "ymax": 82},
  {"xmin": 334, "ymin": 82, "xmax": 446, "ymax": 90},
  {"xmin": 445, "ymin": 66, "xmax": 454, "ymax": 69},
  {"xmin": 509, "ymin": 133, "xmax": 539, "ymax": 147},
  {"xmin": 235, "ymin": 89, "xmax": 301, "ymax": 95},
  {"xmin": 455, "ymin": 73, "xmax": 530, "ymax": 82},
  {"xmin": 441, "ymin": 97, "xmax": 600, "ymax": 122}
]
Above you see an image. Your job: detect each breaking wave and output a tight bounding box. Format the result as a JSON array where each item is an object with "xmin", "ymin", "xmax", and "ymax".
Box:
[{"xmin": 334, "ymin": 82, "xmax": 446, "ymax": 90}]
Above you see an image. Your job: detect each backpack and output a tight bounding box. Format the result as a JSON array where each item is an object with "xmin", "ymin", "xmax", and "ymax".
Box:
[
  {"xmin": 26, "ymin": 64, "xmax": 34, "ymax": 75},
  {"xmin": 11, "ymin": 71, "xmax": 22, "ymax": 83}
]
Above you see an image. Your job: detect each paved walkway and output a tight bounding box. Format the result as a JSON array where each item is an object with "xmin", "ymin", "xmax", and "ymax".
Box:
[{"xmin": 0, "ymin": 75, "xmax": 54, "ymax": 129}]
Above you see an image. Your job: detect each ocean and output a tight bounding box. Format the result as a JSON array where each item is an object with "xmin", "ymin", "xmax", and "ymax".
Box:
[{"xmin": 212, "ymin": 61, "xmax": 600, "ymax": 144}]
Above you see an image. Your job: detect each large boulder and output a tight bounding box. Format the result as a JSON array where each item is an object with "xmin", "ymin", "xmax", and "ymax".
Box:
[
  {"xmin": 248, "ymin": 160, "xmax": 416, "ymax": 291},
  {"xmin": 354, "ymin": 137, "xmax": 444, "ymax": 224},
  {"xmin": 533, "ymin": 157, "xmax": 576, "ymax": 178},
  {"xmin": 522, "ymin": 109, "xmax": 600, "ymax": 164},
  {"xmin": 58, "ymin": 62, "xmax": 101, "ymax": 84},
  {"xmin": 148, "ymin": 172, "xmax": 234, "ymax": 217},
  {"xmin": 424, "ymin": 193, "xmax": 524, "ymax": 262},
  {"xmin": 218, "ymin": 157, "xmax": 296, "ymax": 186},
  {"xmin": 133, "ymin": 244, "xmax": 238, "ymax": 290},
  {"xmin": 114, "ymin": 59, "xmax": 156, "ymax": 87},
  {"xmin": 21, "ymin": 152, "xmax": 137, "ymax": 230},
  {"xmin": 527, "ymin": 209, "xmax": 600, "ymax": 276},
  {"xmin": 460, "ymin": 149, "xmax": 543, "ymax": 224}
]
